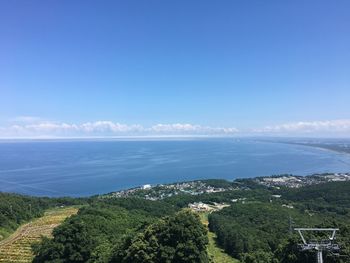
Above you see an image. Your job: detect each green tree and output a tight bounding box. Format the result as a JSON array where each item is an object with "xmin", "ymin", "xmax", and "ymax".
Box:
[{"xmin": 113, "ymin": 209, "xmax": 209, "ymax": 263}]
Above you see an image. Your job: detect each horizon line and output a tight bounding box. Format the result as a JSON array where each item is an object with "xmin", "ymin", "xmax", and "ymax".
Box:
[{"xmin": 0, "ymin": 135, "xmax": 349, "ymax": 141}]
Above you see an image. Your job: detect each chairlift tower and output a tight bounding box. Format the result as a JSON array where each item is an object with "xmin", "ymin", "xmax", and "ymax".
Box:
[{"xmin": 294, "ymin": 228, "xmax": 340, "ymax": 263}]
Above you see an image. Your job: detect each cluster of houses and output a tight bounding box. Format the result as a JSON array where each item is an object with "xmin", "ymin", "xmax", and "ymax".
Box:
[
  {"xmin": 104, "ymin": 181, "xmax": 230, "ymax": 200},
  {"xmin": 256, "ymin": 173, "xmax": 350, "ymax": 188}
]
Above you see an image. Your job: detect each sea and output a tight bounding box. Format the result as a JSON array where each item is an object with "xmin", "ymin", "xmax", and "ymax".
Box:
[{"xmin": 0, "ymin": 138, "xmax": 350, "ymax": 197}]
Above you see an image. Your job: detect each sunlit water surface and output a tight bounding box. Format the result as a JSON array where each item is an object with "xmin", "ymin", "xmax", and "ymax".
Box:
[{"xmin": 0, "ymin": 139, "xmax": 350, "ymax": 197}]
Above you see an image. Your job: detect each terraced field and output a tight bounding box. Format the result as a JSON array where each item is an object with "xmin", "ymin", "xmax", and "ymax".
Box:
[{"xmin": 0, "ymin": 207, "xmax": 78, "ymax": 263}]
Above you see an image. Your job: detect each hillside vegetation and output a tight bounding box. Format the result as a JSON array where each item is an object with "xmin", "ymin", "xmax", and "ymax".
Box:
[
  {"xmin": 208, "ymin": 182, "xmax": 350, "ymax": 263},
  {"xmin": 32, "ymin": 201, "xmax": 209, "ymax": 263},
  {"xmin": 0, "ymin": 207, "xmax": 78, "ymax": 263},
  {"xmin": 0, "ymin": 192, "xmax": 85, "ymax": 242},
  {"xmin": 1, "ymin": 176, "xmax": 350, "ymax": 263},
  {"xmin": 200, "ymin": 213, "xmax": 239, "ymax": 263}
]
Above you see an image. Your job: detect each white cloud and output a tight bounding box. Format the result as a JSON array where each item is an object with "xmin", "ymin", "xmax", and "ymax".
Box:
[
  {"xmin": 256, "ymin": 119, "xmax": 350, "ymax": 135},
  {"xmin": 150, "ymin": 123, "xmax": 239, "ymax": 134},
  {"xmin": 0, "ymin": 121, "xmax": 239, "ymax": 138},
  {"xmin": 5, "ymin": 118, "xmax": 350, "ymax": 138},
  {"xmin": 80, "ymin": 121, "xmax": 143, "ymax": 133}
]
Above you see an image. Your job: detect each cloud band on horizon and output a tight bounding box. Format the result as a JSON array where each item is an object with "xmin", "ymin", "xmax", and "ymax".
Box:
[
  {"xmin": 0, "ymin": 120, "xmax": 239, "ymax": 138},
  {"xmin": 257, "ymin": 119, "xmax": 350, "ymax": 135},
  {"xmin": 1, "ymin": 118, "xmax": 350, "ymax": 138}
]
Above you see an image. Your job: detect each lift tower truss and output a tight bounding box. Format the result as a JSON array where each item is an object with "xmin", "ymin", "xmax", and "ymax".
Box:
[{"xmin": 294, "ymin": 228, "xmax": 340, "ymax": 263}]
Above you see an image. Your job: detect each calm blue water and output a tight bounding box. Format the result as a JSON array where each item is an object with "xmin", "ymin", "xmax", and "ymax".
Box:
[{"xmin": 0, "ymin": 139, "xmax": 350, "ymax": 197}]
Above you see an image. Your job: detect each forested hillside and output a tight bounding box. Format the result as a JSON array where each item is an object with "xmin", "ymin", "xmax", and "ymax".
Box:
[
  {"xmin": 1, "ymin": 178, "xmax": 350, "ymax": 263},
  {"xmin": 0, "ymin": 193, "xmax": 82, "ymax": 241},
  {"xmin": 32, "ymin": 200, "xmax": 208, "ymax": 263},
  {"xmin": 208, "ymin": 182, "xmax": 350, "ymax": 263},
  {"xmin": 278, "ymin": 181, "xmax": 350, "ymax": 212}
]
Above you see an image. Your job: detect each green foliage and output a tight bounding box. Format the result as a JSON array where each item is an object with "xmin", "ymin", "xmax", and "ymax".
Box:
[
  {"xmin": 33, "ymin": 218, "xmax": 96, "ymax": 263},
  {"xmin": 0, "ymin": 192, "xmax": 83, "ymax": 240},
  {"xmin": 240, "ymin": 250, "xmax": 277, "ymax": 263},
  {"xmin": 32, "ymin": 199, "xmax": 180, "ymax": 263},
  {"xmin": 112, "ymin": 209, "xmax": 209, "ymax": 263},
  {"xmin": 275, "ymin": 237, "xmax": 315, "ymax": 263},
  {"xmin": 25, "ymin": 180, "xmax": 350, "ymax": 262},
  {"xmin": 280, "ymin": 181, "xmax": 350, "ymax": 213},
  {"xmin": 33, "ymin": 204, "xmax": 208, "ymax": 263},
  {"xmin": 208, "ymin": 182, "xmax": 350, "ymax": 263}
]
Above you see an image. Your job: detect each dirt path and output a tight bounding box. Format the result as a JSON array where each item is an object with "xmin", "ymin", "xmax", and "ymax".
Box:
[{"xmin": 0, "ymin": 207, "xmax": 78, "ymax": 263}]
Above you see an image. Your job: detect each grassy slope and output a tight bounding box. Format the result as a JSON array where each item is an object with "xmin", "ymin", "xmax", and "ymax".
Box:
[
  {"xmin": 199, "ymin": 213, "xmax": 240, "ymax": 263},
  {"xmin": 0, "ymin": 207, "xmax": 78, "ymax": 263}
]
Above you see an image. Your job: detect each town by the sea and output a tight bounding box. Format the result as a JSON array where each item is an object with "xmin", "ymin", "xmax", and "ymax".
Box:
[{"xmin": 0, "ymin": 138, "xmax": 350, "ymax": 197}]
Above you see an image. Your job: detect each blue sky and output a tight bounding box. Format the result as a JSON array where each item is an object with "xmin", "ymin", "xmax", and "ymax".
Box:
[{"xmin": 1, "ymin": 1, "xmax": 350, "ymax": 137}]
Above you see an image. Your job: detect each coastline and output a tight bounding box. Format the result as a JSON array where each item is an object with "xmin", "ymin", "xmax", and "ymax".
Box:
[
  {"xmin": 278, "ymin": 141, "xmax": 350, "ymax": 155},
  {"xmin": 1, "ymin": 139, "xmax": 350, "ymax": 197}
]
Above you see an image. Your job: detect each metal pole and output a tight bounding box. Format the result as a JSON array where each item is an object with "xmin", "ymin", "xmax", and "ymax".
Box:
[{"xmin": 317, "ymin": 250, "xmax": 323, "ymax": 263}]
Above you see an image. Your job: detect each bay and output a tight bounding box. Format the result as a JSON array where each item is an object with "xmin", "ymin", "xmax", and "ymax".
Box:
[{"xmin": 0, "ymin": 138, "xmax": 350, "ymax": 197}]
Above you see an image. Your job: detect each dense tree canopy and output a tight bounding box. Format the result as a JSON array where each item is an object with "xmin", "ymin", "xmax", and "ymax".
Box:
[
  {"xmin": 112, "ymin": 209, "xmax": 209, "ymax": 263},
  {"xmin": 208, "ymin": 182, "xmax": 350, "ymax": 263},
  {"xmin": 33, "ymin": 206, "xmax": 146, "ymax": 262},
  {"xmin": 32, "ymin": 200, "xmax": 209, "ymax": 263}
]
